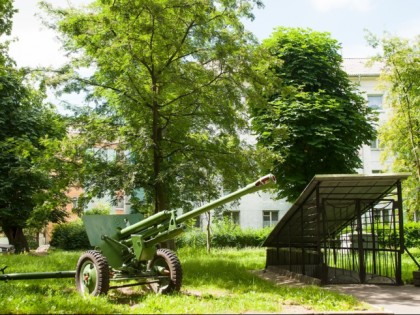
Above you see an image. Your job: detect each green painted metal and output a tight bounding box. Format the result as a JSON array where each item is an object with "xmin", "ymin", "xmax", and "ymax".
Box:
[
  {"xmin": 144, "ymin": 226, "xmax": 186, "ymax": 248},
  {"xmin": 83, "ymin": 213, "xmax": 143, "ymax": 246},
  {"xmin": 0, "ymin": 271, "xmax": 76, "ymax": 281},
  {"xmin": 118, "ymin": 211, "xmax": 171, "ymax": 239},
  {"xmin": 82, "ymin": 214, "xmax": 144, "ymax": 269},
  {"xmin": 80, "ymin": 174, "xmax": 276, "ymax": 269}
]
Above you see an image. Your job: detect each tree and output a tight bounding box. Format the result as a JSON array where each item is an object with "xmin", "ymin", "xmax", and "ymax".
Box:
[
  {"xmin": 41, "ymin": 0, "xmax": 263, "ymax": 215},
  {"xmin": 0, "ymin": 69, "xmax": 69, "ymax": 252},
  {"xmin": 0, "ymin": 0, "xmax": 15, "ymax": 67},
  {"xmin": 0, "ymin": 2, "xmax": 68, "ymax": 252},
  {"xmin": 367, "ymin": 33, "xmax": 420, "ymax": 220},
  {"xmin": 250, "ymin": 27, "xmax": 377, "ymax": 201}
]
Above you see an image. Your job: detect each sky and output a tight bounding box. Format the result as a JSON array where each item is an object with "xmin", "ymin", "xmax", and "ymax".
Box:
[{"xmin": 8, "ymin": 0, "xmax": 420, "ymax": 69}]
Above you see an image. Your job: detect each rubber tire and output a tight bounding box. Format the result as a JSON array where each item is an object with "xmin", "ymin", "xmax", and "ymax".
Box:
[
  {"xmin": 75, "ymin": 250, "xmax": 110, "ymax": 296},
  {"xmin": 148, "ymin": 248, "xmax": 182, "ymax": 294}
]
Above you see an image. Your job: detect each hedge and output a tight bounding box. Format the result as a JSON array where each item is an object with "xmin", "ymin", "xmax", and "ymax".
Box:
[
  {"xmin": 50, "ymin": 220, "xmax": 91, "ymax": 250},
  {"xmin": 176, "ymin": 221, "xmax": 272, "ymax": 248},
  {"xmin": 49, "ymin": 218, "xmax": 420, "ymax": 251},
  {"xmin": 176, "ymin": 221, "xmax": 420, "ymax": 249}
]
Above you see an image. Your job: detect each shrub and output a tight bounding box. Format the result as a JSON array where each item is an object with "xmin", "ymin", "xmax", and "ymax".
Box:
[
  {"xmin": 176, "ymin": 228, "xmax": 207, "ymax": 248},
  {"xmin": 404, "ymin": 221, "xmax": 420, "ymax": 248},
  {"xmin": 84, "ymin": 202, "xmax": 111, "ymax": 215},
  {"xmin": 50, "ymin": 220, "xmax": 91, "ymax": 250},
  {"xmin": 176, "ymin": 220, "xmax": 272, "ymax": 249}
]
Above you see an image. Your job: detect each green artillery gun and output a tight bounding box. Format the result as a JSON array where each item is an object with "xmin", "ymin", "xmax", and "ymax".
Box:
[{"xmin": 0, "ymin": 174, "xmax": 276, "ymax": 297}]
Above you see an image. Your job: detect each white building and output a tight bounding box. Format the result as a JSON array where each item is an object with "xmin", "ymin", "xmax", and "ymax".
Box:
[{"xmin": 343, "ymin": 58, "xmax": 390, "ymax": 174}]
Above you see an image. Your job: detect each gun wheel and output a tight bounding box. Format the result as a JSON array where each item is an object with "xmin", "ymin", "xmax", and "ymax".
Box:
[
  {"xmin": 148, "ymin": 248, "xmax": 182, "ymax": 294},
  {"xmin": 75, "ymin": 250, "xmax": 109, "ymax": 297}
]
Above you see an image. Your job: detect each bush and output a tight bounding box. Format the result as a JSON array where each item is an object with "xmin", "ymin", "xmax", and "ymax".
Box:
[
  {"xmin": 50, "ymin": 220, "xmax": 91, "ymax": 250},
  {"xmin": 84, "ymin": 202, "xmax": 111, "ymax": 215},
  {"xmin": 404, "ymin": 221, "xmax": 420, "ymax": 248},
  {"xmin": 176, "ymin": 228, "xmax": 207, "ymax": 248},
  {"xmin": 176, "ymin": 220, "xmax": 272, "ymax": 249}
]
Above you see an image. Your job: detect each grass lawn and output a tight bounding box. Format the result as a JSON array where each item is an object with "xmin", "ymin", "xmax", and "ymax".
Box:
[{"xmin": 0, "ymin": 247, "xmax": 369, "ymax": 314}]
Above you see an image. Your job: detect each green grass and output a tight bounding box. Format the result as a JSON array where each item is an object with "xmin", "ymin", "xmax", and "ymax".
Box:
[
  {"xmin": 403, "ymin": 247, "xmax": 420, "ymax": 284},
  {"xmin": 0, "ymin": 247, "xmax": 367, "ymax": 314}
]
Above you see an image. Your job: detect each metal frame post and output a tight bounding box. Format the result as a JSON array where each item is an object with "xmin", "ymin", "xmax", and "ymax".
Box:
[
  {"xmin": 396, "ymin": 180, "xmax": 404, "ymax": 285},
  {"xmin": 356, "ymin": 199, "xmax": 366, "ymax": 283}
]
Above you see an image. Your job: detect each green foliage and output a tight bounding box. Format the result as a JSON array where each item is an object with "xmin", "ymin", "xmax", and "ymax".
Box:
[
  {"xmin": 370, "ymin": 221, "xmax": 420, "ymax": 249},
  {"xmin": 0, "ymin": 70, "xmax": 68, "ymax": 252},
  {"xmin": 84, "ymin": 202, "xmax": 111, "ymax": 215},
  {"xmin": 0, "ymin": 1, "xmax": 69, "ymax": 252},
  {"xmin": 403, "ymin": 221, "xmax": 420, "ymax": 248},
  {"xmin": 50, "ymin": 220, "xmax": 91, "ymax": 250},
  {"xmin": 367, "ymin": 33, "xmax": 420, "ymax": 219},
  {"xmin": 176, "ymin": 227, "xmax": 208, "ymax": 248},
  {"xmin": 176, "ymin": 221, "xmax": 272, "ymax": 248},
  {"xmin": 0, "ymin": 0, "xmax": 15, "ymax": 36},
  {"xmin": 41, "ymin": 0, "xmax": 265, "ymax": 215},
  {"xmin": 0, "ymin": 0, "xmax": 15, "ymax": 66},
  {"xmin": 250, "ymin": 27, "xmax": 376, "ymax": 201}
]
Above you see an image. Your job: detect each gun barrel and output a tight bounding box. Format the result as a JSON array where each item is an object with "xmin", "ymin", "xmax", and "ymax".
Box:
[
  {"xmin": 119, "ymin": 210, "xmax": 171, "ymax": 239},
  {"xmin": 0, "ymin": 271, "xmax": 76, "ymax": 281},
  {"xmin": 176, "ymin": 174, "xmax": 276, "ymax": 224}
]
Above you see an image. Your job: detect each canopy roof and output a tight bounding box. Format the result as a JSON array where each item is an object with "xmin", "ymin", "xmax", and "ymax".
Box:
[{"xmin": 263, "ymin": 173, "xmax": 410, "ymax": 247}]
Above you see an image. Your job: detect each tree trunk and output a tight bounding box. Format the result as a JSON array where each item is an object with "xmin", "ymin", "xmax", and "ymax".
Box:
[
  {"xmin": 206, "ymin": 211, "xmax": 211, "ymax": 253},
  {"xmin": 151, "ymin": 82, "xmax": 174, "ymax": 249},
  {"xmin": 152, "ymin": 82, "xmax": 168, "ymax": 214},
  {"xmin": 2, "ymin": 226, "xmax": 30, "ymax": 253}
]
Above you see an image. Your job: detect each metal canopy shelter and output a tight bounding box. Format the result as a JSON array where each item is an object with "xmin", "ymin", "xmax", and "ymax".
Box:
[{"xmin": 264, "ymin": 173, "xmax": 410, "ymax": 285}]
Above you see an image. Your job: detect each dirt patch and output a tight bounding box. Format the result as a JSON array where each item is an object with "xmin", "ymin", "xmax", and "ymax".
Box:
[{"xmin": 249, "ymin": 268, "xmax": 310, "ymax": 287}]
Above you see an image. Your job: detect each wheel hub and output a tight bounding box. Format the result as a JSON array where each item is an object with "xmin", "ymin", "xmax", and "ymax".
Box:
[{"xmin": 81, "ymin": 263, "xmax": 97, "ymax": 293}]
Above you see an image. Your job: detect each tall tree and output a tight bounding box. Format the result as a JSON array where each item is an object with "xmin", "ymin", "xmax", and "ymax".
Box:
[
  {"xmin": 250, "ymin": 27, "xmax": 376, "ymax": 201},
  {"xmin": 41, "ymin": 0, "xmax": 263, "ymax": 215},
  {"xmin": 367, "ymin": 33, "xmax": 420, "ymax": 220},
  {"xmin": 0, "ymin": 71, "xmax": 69, "ymax": 252},
  {"xmin": 0, "ymin": 2, "xmax": 68, "ymax": 252}
]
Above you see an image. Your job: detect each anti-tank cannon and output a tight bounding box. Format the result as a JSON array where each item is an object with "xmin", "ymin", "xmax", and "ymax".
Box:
[{"xmin": 1, "ymin": 174, "xmax": 276, "ymax": 297}]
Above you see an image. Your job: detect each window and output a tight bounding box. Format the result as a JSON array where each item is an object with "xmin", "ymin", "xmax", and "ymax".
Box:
[
  {"xmin": 367, "ymin": 95, "xmax": 383, "ymax": 110},
  {"xmin": 370, "ymin": 138, "xmax": 383, "ymax": 151},
  {"xmin": 370, "ymin": 138, "xmax": 380, "ymax": 150},
  {"xmin": 263, "ymin": 210, "xmax": 279, "ymax": 227},
  {"xmin": 116, "ymin": 198, "xmax": 124, "ymax": 209},
  {"xmin": 224, "ymin": 210, "xmax": 240, "ymax": 225}
]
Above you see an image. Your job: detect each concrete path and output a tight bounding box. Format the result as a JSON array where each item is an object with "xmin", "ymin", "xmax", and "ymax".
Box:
[
  {"xmin": 255, "ymin": 268, "xmax": 420, "ymax": 314},
  {"xmin": 324, "ymin": 284, "xmax": 420, "ymax": 314}
]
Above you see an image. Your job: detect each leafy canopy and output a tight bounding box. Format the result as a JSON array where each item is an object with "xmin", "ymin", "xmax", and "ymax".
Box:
[
  {"xmin": 0, "ymin": 71, "xmax": 68, "ymax": 231},
  {"xmin": 0, "ymin": 1, "xmax": 68, "ymax": 251},
  {"xmin": 367, "ymin": 33, "xmax": 420, "ymax": 219},
  {"xmin": 42, "ymin": 0, "xmax": 264, "ymax": 214},
  {"xmin": 250, "ymin": 27, "xmax": 376, "ymax": 201}
]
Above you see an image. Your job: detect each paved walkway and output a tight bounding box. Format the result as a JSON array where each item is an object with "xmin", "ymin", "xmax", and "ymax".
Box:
[
  {"xmin": 324, "ymin": 284, "xmax": 420, "ymax": 314},
  {"xmin": 255, "ymin": 268, "xmax": 420, "ymax": 314}
]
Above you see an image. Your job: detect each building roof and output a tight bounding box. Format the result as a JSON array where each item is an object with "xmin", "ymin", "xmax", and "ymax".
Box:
[
  {"xmin": 342, "ymin": 58, "xmax": 384, "ymax": 77},
  {"xmin": 263, "ymin": 173, "xmax": 410, "ymax": 248}
]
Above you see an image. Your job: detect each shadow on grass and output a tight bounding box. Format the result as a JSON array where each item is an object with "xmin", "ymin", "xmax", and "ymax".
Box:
[
  {"xmin": 181, "ymin": 257, "xmax": 279, "ymax": 293},
  {"xmin": 180, "ymin": 254, "xmax": 363, "ymax": 311},
  {"xmin": 108, "ymin": 287, "xmax": 149, "ymax": 305}
]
